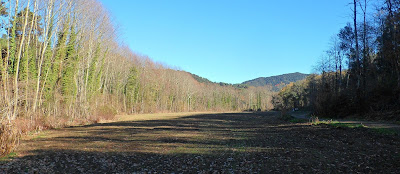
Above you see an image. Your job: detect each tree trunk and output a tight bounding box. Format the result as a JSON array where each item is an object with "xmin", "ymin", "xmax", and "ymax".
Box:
[
  {"xmin": 361, "ymin": 0, "xmax": 368, "ymax": 95},
  {"xmin": 24, "ymin": 0, "xmax": 38, "ymax": 116},
  {"xmin": 12, "ymin": 0, "xmax": 30, "ymax": 120},
  {"xmin": 32, "ymin": 0, "xmax": 54, "ymax": 112},
  {"xmin": 354, "ymin": 0, "xmax": 360, "ymax": 89}
]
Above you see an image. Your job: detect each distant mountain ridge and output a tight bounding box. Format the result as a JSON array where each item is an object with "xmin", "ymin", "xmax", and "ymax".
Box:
[
  {"xmin": 189, "ymin": 72, "xmax": 309, "ymax": 92},
  {"xmin": 242, "ymin": 72, "xmax": 309, "ymax": 91},
  {"xmin": 189, "ymin": 72, "xmax": 249, "ymax": 89}
]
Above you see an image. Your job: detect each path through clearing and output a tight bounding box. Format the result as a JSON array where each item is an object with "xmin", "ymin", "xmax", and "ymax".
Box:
[{"xmin": 1, "ymin": 112, "xmax": 399, "ymax": 173}]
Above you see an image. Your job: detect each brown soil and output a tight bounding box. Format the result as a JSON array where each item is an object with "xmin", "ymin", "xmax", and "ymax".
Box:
[{"xmin": 1, "ymin": 112, "xmax": 399, "ymax": 173}]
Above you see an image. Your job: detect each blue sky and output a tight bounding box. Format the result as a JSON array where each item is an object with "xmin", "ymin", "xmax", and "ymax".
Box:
[{"xmin": 99, "ymin": 0, "xmax": 353, "ymax": 84}]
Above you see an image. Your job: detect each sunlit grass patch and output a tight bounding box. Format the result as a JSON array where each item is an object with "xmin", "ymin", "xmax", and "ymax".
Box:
[
  {"xmin": 311, "ymin": 117, "xmax": 364, "ymax": 128},
  {"xmin": 0, "ymin": 152, "xmax": 17, "ymax": 162},
  {"xmin": 308, "ymin": 116, "xmax": 400, "ymax": 137},
  {"xmin": 310, "ymin": 117, "xmax": 339, "ymax": 125},
  {"xmin": 329, "ymin": 123, "xmax": 365, "ymax": 128},
  {"xmin": 32, "ymin": 133, "xmax": 47, "ymax": 140}
]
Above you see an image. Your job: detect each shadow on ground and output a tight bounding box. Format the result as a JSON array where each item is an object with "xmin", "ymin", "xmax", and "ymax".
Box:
[{"xmin": 1, "ymin": 112, "xmax": 399, "ymax": 173}]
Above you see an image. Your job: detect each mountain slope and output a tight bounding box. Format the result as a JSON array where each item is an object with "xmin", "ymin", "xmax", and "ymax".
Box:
[
  {"xmin": 242, "ymin": 72, "xmax": 309, "ymax": 91},
  {"xmin": 189, "ymin": 72, "xmax": 249, "ymax": 89}
]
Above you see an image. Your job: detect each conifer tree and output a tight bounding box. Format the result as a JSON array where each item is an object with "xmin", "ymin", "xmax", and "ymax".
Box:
[
  {"xmin": 87, "ymin": 43, "xmax": 101, "ymax": 99},
  {"xmin": 61, "ymin": 24, "xmax": 78, "ymax": 104},
  {"xmin": 125, "ymin": 67, "xmax": 139, "ymax": 110}
]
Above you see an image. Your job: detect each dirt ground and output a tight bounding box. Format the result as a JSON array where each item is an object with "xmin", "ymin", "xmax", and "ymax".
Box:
[{"xmin": 1, "ymin": 112, "xmax": 399, "ymax": 173}]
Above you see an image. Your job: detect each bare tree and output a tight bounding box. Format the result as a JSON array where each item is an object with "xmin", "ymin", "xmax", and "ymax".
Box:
[
  {"xmin": 12, "ymin": 0, "xmax": 31, "ymax": 120},
  {"xmin": 32, "ymin": 0, "xmax": 55, "ymax": 112},
  {"xmin": 354, "ymin": 0, "xmax": 361, "ymax": 89}
]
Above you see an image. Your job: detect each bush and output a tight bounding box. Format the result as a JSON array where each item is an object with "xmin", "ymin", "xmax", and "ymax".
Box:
[
  {"xmin": 0, "ymin": 122, "xmax": 20, "ymax": 157},
  {"xmin": 91, "ymin": 105, "xmax": 117, "ymax": 123}
]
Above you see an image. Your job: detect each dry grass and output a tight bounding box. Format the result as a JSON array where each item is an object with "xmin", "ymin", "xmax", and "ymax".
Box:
[
  {"xmin": 15, "ymin": 112, "xmax": 227, "ymax": 154},
  {"xmin": 0, "ymin": 123, "xmax": 20, "ymax": 157}
]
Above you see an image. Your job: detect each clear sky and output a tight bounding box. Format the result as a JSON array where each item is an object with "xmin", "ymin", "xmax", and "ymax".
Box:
[{"xmin": 99, "ymin": 0, "xmax": 353, "ymax": 84}]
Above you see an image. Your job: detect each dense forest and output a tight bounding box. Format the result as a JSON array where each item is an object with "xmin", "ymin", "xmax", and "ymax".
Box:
[
  {"xmin": 273, "ymin": 0, "xmax": 400, "ymax": 120},
  {"xmin": 0, "ymin": 0, "xmax": 273, "ymax": 156},
  {"xmin": 242, "ymin": 72, "xmax": 309, "ymax": 91}
]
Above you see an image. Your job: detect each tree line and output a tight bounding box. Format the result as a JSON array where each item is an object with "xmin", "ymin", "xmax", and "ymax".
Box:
[
  {"xmin": 273, "ymin": 0, "xmax": 400, "ymax": 120},
  {"xmin": 0, "ymin": 0, "xmax": 273, "ymax": 156}
]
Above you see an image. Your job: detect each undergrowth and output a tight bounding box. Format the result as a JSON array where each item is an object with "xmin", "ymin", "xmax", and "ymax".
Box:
[
  {"xmin": 0, "ymin": 106, "xmax": 117, "ymax": 158},
  {"xmin": 310, "ymin": 117, "xmax": 365, "ymax": 128},
  {"xmin": 0, "ymin": 123, "xmax": 20, "ymax": 158}
]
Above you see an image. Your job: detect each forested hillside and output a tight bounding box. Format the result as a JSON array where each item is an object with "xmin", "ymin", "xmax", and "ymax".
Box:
[
  {"xmin": 189, "ymin": 73, "xmax": 213, "ymax": 84},
  {"xmin": 242, "ymin": 72, "xmax": 309, "ymax": 91},
  {"xmin": 0, "ymin": 0, "xmax": 273, "ymax": 156},
  {"xmin": 191, "ymin": 73, "xmax": 250, "ymax": 89},
  {"xmin": 273, "ymin": 0, "xmax": 400, "ymax": 120}
]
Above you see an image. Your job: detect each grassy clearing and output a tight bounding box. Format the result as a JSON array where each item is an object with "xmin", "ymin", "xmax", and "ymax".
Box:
[
  {"xmin": 308, "ymin": 117, "xmax": 400, "ymax": 136},
  {"xmin": 3, "ymin": 112, "xmax": 400, "ymax": 173},
  {"xmin": 310, "ymin": 117, "xmax": 365, "ymax": 128}
]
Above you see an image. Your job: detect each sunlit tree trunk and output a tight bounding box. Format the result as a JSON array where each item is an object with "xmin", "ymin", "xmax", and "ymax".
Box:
[
  {"xmin": 12, "ymin": 0, "xmax": 30, "ymax": 120},
  {"xmin": 32, "ymin": 0, "xmax": 55, "ymax": 112}
]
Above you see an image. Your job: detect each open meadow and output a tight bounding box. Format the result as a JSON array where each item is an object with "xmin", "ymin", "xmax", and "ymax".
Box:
[{"xmin": 1, "ymin": 111, "xmax": 399, "ymax": 173}]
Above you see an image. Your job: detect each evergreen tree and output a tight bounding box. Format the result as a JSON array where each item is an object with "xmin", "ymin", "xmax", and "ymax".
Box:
[
  {"xmin": 44, "ymin": 18, "xmax": 69, "ymax": 104},
  {"xmin": 87, "ymin": 43, "xmax": 101, "ymax": 98},
  {"xmin": 125, "ymin": 67, "xmax": 139, "ymax": 109},
  {"xmin": 61, "ymin": 24, "xmax": 78, "ymax": 104}
]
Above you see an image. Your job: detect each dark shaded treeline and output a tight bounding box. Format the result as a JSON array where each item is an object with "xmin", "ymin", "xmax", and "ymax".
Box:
[{"xmin": 274, "ymin": 0, "xmax": 400, "ymax": 120}]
